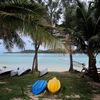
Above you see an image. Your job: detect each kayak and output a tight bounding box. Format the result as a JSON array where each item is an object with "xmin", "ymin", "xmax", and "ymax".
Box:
[
  {"xmin": 32, "ymin": 80, "xmax": 47, "ymax": 95},
  {"xmin": 18, "ymin": 67, "xmax": 31, "ymax": 76},
  {"xmin": 47, "ymin": 77, "xmax": 61, "ymax": 93}
]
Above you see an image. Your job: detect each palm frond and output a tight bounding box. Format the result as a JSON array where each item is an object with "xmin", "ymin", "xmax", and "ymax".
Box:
[{"xmin": 0, "ymin": 0, "xmax": 46, "ymax": 51}]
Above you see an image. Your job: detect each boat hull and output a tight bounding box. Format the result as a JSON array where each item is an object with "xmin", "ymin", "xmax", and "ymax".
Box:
[{"xmin": 32, "ymin": 80, "xmax": 47, "ymax": 95}]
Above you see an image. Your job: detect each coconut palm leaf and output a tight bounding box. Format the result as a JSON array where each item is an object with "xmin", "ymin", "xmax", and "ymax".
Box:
[
  {"xmin": 75, "ymin": 0, "xmax": 100, "ymax": 49},
  {"xmin": 0, "ymin": 0, "xmax": 46, "ymax": 51},
  {"xmin": 24, "ymin": 19, "xmax": 65, "ymax": 51}
]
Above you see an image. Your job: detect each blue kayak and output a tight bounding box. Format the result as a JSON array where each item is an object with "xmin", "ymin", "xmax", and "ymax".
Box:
[{"xmin": 32, "ymin": 80, "xmax": 47, "ymax": 95}]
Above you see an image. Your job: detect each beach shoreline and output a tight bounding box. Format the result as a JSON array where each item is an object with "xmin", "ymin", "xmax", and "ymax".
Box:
[{"xmin": 0, "ymin": 65, "xmax": 69, "ymax": 72}]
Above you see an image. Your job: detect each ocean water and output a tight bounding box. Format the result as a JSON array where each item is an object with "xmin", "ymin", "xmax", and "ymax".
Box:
[{"xmin": 0, "ymin": 53, "xmax": 100, "ymax": 72}]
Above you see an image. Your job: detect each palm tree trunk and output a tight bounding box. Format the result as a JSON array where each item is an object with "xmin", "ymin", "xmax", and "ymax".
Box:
[
  {"xmin": 32, "ymin": 43, "xmax": 40, "ymax": 72},
  {"xmin": 32, "ymin": 53, "xmax": 36, "ymax": 73},
  {"xmin": 32, "ymin": 47, "xmax": 36, "ymax": 73},
  {"xmin": 69, "ymin": 45, "xmax": 73, "ymax": 72},
  {"xmin": 34, "ymin": 44, "xmax": 39, "ymax": 71},
  {"xmin": 88, "ymin": 49, "xmax": 100, "ymax": 82}
]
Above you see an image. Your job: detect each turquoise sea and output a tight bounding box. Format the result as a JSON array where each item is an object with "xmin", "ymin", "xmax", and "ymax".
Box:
[{"xmin": 0, "ymin": 53, "xmax": 100, "ymax": 72}]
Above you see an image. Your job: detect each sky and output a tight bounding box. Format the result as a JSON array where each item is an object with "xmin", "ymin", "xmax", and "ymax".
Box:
[
  {"xmin": 0, "ymin": 36, "xmax": 46, "ymax": 53},
  {"xmin": 0, "ymin": 36, "xmax": 31, "ymax": 53}
]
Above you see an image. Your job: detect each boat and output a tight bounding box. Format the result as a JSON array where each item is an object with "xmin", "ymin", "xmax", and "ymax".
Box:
[
  {"xmin": 32, "ymin": 80, "xmax": 47, "ymax": 95},
  {"xmin": 47, "ymin": 77, "xmax": 61, "ymax": 93},
  {"xmin": 0, "ymin": 67, "xmax": 12, "ymax": 75},
  {"xmin": 39, "ymin": 68, "xmax": 48, "ymax": 77},
  {"xmin": 10, "ymin": 69, "xmax": 18, "ymax": 76},
  {"xmin": 18, "ymin": 67, "xmax": 31, "ymax": 76}
]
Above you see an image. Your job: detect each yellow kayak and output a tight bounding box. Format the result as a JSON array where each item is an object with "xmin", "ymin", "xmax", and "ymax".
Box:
[{"xmin": 47, "ymin": 77, "xmax": 61, "ymax": 93}]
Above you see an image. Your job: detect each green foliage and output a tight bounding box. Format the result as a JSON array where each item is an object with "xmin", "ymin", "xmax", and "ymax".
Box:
[
  {"xmin": 0, "ymin": 0, "xmax": 46, "ymax": 51},
  {"xmin": 74, "ymin": 0, "xmax": 100, "ymax": 53},
  {"xmin": 0, "ymin": 0, "xmax": 65, "ymax": 52}
]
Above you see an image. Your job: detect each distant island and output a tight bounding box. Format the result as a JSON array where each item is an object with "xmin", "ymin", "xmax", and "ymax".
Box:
[
  {"xmin": 5, "ymin": 49, "xmax": 66, "ymax": 53},
  {"xmin": 5, "ymin": 49, "xmax": 87, "ymax": 54},
  {"xmin": 5, "ymin": 49, "xmax": 91, "ymax": 54}
]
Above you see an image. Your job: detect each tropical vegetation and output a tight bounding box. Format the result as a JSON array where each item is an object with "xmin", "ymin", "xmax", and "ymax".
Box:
[
  {"xmin": 56, "ymin": 0, "xmax": 100, "ymax": 82},
  {"xmin": 0, "ymin": 0, "xmax": 64, "ymax": 72},
  {"xmin": 74, "ymin": 0, "xmax": 100, "ymax": 82},
  {"xmin": 0, "ymin": 0, "xmax": 100, "ymax": 82}
]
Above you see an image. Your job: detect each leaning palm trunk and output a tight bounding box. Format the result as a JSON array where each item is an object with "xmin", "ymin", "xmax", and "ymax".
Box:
[
  {"xmin": 69, "ymin": 45, "xmax": 73, "ymax": 72},
  {"xmin": 88, "ymin": 49, "xmax": 100, "ymax": 82},
  {"xmin": 34, "ymin": 44, "xmax": 39, "ymax": 71},
  {"xmin": 32, "ymin": 43, "xmax": 40, "ymax": 72},
  {"xmin": 32, "ymin": 55, "xmax": 35, "ymax": 72}
]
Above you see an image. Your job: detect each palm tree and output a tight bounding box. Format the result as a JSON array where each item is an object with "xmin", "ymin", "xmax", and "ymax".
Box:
[
  {"xmin": 58, "ymin": 0, "xmax": 77, "ymax": 72},
  {"xmin": 75, "ymin": 0, "xmax": 100, "ymax": 82},
  {"xmin": 25, "ymin": 0, "xmax": 65, "ymax": 72},
  {"xmin": 0, "ymin": 0, "xmax": 45, "ymax": 51},
  {"xmin": 25, "ymin": 18, "xmax": 65, "ymax": 72},
  {"xmin": 0, "ymin": 0, "xmax": 65, "ymax": 73}
]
